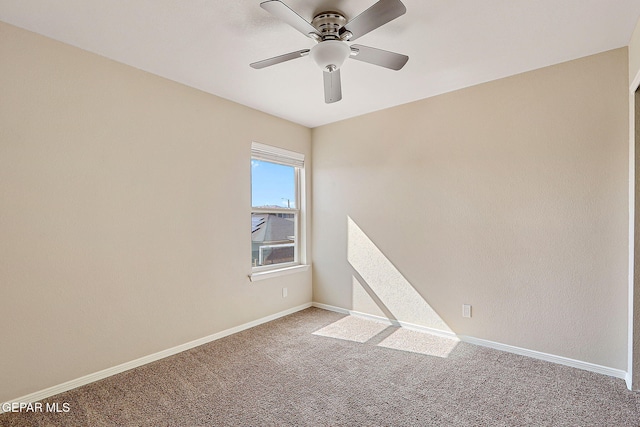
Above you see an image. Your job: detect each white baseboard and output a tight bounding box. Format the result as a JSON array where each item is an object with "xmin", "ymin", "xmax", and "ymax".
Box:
[
  {"xmin": 1, "ymin": 303, "xmax": 312, "ymax": 413},
  {"xmin": 458, "ymin": 335, "xmax": 626, "ymax": 380},
  {"xmin": 312, "ymin": 302, "xmax": 351, "ymax": 315},
  {"xmin": 312, "ymin": 302, "xmax": 627, "ymax": 381},
  {"xmin": 626, "ymin": 372, "xmax": 634, "ymax": 390}
]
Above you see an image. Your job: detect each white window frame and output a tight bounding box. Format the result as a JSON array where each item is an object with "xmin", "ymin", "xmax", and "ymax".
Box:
[{"xmin": 250, "ymin": 142, "xmax": 308, "ymax": 281}]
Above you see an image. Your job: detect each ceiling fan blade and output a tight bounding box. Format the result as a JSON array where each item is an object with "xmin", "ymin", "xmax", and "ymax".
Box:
[
  {"xmin": 250, "ymin": 49, "xmax": 310, "ymax": 69},
  {"xmin": 323, "ymin": 69, "xmax": 342, "ymax": 103},
  {"xmin": 350, "ymin": 44, "xmax": 408, "ymax": 70},
  {"xmin": 342, "ymin": 0, "xmax": 406, "ymax": 41},
  {"xmin": 260, "ymin": 1, "xmax": 319, "ymax": 38}
]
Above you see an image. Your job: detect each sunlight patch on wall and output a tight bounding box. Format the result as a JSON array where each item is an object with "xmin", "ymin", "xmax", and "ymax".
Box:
[
  {"xmin": 377, "ymin": 327, "xmax": 459, "ymax": 357},
  {"xmin": 312, "ymin": 315, "xmax": 389, "ymax": 343},
  {"xmin": 347, "ymin": 216, "xmax": 453, "ymax": 333}
]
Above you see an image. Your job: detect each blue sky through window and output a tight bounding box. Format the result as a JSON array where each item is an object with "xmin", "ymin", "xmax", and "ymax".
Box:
[{"xmin": 251, "ymin": 160, "xmax": 296, "ymax": 208}]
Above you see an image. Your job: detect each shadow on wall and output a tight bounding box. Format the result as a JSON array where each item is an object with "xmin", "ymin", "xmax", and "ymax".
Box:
[{"xmin": 312, "ymin": 216, "xmax": 459, "ymax": 358}]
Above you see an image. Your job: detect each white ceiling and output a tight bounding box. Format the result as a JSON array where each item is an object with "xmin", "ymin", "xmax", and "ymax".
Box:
[{"xmin": 1, "ymin": 0, "xmax": 640, "ymax": 128}]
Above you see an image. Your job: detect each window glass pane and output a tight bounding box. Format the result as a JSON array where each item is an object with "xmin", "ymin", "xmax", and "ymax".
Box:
[
  {"xmin": 251, "ymin": 160, "xmax": 296, "ymax": 209},
  {"xmin": 251, "ymin": 213, "xmax": 295, "ymax": 267}
]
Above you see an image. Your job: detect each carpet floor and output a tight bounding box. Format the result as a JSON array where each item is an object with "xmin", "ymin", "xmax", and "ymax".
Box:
[{"xmin": 1, "ymin": 307, "xmax": 640, "ymax": 426}]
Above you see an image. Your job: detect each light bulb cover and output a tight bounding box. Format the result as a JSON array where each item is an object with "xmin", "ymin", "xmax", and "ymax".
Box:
[{"xmin": 309, "ymin": 40, "xmax": 350, "ymax": 71}]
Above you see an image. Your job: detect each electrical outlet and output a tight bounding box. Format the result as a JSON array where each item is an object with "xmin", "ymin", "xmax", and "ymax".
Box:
[
  {"xmin": 282, "ymin": 288, "xmax": 288, "ymax": 298},
  {"xmin": 462, "ymin": 304, "xmax": 472, "ymax": 318}
]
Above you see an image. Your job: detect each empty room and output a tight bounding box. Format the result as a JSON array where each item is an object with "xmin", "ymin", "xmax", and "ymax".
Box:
[{"xmin": 3, "ymin": 0, "xmax": 640, "ymax": 425}]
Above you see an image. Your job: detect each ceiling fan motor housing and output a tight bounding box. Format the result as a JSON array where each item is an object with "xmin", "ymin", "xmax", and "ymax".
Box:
[{"xmin": 311, "ymin": 12, "xmax": 347, "ymax": 39}]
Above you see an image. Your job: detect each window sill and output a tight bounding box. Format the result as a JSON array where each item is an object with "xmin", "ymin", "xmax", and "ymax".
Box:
[{"xmin": 249, "ymin": 264, "xmax": 310, "ymax": 282}]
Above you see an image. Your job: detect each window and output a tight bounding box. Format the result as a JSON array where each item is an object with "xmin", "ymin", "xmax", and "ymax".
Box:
[{"xmin": 251, "ymin": 142, "xmax": 304, "ymax": 274}]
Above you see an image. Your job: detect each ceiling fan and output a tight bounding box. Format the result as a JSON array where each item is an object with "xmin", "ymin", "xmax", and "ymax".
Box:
[{"xmin": 250, "ymin": 0, "xmax": 409, "ymax": 104}]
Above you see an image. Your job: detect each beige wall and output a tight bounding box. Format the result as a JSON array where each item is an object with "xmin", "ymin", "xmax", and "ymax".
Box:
[
  {"xmin": 312, "ymin": 48, "xmax": 629, "ymax": 369},
  {"xmin": 0, "ymin": 22, "xmax": 312, "ymax": 403}
]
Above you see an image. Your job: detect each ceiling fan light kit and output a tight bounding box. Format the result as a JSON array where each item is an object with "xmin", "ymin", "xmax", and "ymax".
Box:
[
  {"xmin": 250, "ymin": 0, "xmax": 409, "ymax": 104},
  {"xmin": 309, "ymin": 40, "xmax": 351, "ymax": 71}
]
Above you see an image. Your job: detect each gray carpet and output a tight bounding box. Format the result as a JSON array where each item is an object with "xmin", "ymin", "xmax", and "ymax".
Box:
[{"xmin": 2, "ymin": 307, "xmax": 640, "ymax": 426}]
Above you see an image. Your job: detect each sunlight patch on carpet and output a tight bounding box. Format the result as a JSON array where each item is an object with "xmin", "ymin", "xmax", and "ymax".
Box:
[{"xmin": 312, "ymin": 315, "xmax": 389, "ymax": 343}]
